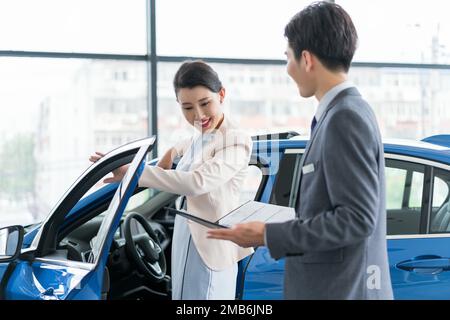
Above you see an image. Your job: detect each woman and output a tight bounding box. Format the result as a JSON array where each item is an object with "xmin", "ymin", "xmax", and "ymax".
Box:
[{"xmin": 90, "ymin": 61, "xmax": 253, "ymax": 300}]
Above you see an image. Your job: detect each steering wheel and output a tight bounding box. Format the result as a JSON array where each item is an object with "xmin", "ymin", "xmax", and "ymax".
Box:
[{"xmin": 124, "ymin": 212, "xmax": 166, "ymax": 282}]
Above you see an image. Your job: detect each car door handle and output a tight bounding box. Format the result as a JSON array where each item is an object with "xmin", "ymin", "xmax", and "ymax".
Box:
[{"xmin": 396, "ymin": 255, "xmax": 450, "ymax": 274}]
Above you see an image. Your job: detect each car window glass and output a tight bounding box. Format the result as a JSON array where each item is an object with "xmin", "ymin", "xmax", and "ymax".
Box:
[
  {"xmin": 430, "ymin": 168, "xmax": 450, "ymax": 233},
  {"xmin": 239, "ymin": 165, "xmax": 263, "ymax": 205},
  {"xmin": 385, "ymin": 159, "xmax": 425, "ymax": 235},
  {"xmin": 270, "ymin": 153, "xmax": 301, "ymax": 207},
  {"xmin": 409, "ymin": 172, "xmax": 424, "ymax": 208},
  {"xmin": 124, "ymin": 188, "xmax": 160, "ymax": 213},
  {"xmin": 385, "ymin": 167, "xmax": 406, "ymax": 210},
  {"xmin": 433, "ymin": 176, "xmax": 449, "ymax": 208}
]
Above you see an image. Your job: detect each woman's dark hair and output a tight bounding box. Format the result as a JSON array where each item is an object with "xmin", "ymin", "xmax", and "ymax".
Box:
[
  {"xmin": 173, "ymin": 60, "xmax": 223, "ymax": 96},
  {"xmin": 284, "ymin": 1, "xmax": 358, "ymax": 72}
]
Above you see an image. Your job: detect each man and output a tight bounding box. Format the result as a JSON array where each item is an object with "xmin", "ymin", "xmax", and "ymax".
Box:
[{"xmin": 208, "ymin": 1, "xmax": 393, "ymax": 299}]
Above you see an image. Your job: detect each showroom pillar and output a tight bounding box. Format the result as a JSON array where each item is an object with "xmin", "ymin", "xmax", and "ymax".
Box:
[{"xmin": 147, "ymin": 0, "xmax": 158, "ymax": 157}]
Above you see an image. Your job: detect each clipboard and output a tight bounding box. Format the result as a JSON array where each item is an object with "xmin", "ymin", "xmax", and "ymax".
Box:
[
  {"xmin": 164, "ymin": 207, "xmax": 230, "ymax": 229},
  {"xmin": 164, "ymin": 200, "xmax": 295, "ymax": 229}
]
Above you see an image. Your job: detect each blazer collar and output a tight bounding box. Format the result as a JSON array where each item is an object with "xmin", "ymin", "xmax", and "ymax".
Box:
[
  {"xmin": 309, "ymin": 87, "xmax": 361, "ymax": 144},
  {"xmin": 301, "ymin": 87, "xmax": 361, "ymax": 164}
]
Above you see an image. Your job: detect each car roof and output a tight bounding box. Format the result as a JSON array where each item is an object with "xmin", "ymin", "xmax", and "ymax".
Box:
[
  {"xmin": 253, "ymin": 134, "xmax": 450, "ymax": 166},
  {"xmin": 289, "ymin": 135, "xmax": 450, "ymax": 150}
]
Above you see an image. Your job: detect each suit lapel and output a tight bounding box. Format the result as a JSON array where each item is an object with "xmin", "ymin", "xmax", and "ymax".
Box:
[{"xmin": 295, "ymin": 87, "xmax": 360, "ymax": 213}]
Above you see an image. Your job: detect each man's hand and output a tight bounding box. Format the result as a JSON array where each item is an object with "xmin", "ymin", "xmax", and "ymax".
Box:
[{"xmin": 207, "ymin": 221, "xmax": 266, "ymax": 248}]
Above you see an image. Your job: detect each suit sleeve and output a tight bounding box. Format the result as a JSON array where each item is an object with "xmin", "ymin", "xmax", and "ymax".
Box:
[
  {"xmin": 266, "ymin": 109, "xmax": 381, "ymax": 259},
  {"xmin": 138, "ymin": 131, "xmax": 252, "ymax": 197}
]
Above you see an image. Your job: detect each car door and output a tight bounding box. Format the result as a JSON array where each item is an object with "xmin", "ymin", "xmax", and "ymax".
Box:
[
  {"xmin": 240, "ymin": 144, "xmax": 450, "ymax": 300},
  {"xmin": 0, "ymin": 137, "xmax": 155, "ymax": 300},
  {"xmin": 386, "ymin": 155, "xmax": 450, "ymax": 299},
  {"xmin": 240, "ymin": 146, "xmax": 304, "ymax": 300}
]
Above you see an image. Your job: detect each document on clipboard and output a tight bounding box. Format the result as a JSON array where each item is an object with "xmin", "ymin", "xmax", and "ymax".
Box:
[{"xmin": 164, "ymin": 200, "xmax": 295, "ymax": 229}]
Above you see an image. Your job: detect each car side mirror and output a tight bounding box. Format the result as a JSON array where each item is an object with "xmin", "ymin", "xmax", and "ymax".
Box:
[{"xmin": 0, "ymin": 225, "xmax": 24, "ymax": 262}]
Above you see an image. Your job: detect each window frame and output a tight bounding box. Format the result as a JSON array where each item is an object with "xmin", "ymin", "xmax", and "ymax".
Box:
[
  {"xmin": 269, "ymin": 150, "xmax": 304, "ymax": 208},
  {"xmin": 429, "ymin": 167, "xmax": 450, "ymax": 234},
  {"xmin": 385, "ymin": 158, "xmax": 428, "ymax": 235}
]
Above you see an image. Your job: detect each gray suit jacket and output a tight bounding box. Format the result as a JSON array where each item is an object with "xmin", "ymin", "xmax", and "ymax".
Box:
[{"xmin": 266, "ymin": 88, "xmax": 394, "ymax": 299}]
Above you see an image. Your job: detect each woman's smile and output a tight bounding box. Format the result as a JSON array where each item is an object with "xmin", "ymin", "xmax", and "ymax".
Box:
[{"xmin": 201, "ymin": 117, "xmax": 212, "ymax": 129}]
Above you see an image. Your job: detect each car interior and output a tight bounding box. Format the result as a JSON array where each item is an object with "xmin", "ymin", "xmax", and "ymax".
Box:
[{"xmin": 56, "ymin": 187, "xmax": 180, "ymax": 300}]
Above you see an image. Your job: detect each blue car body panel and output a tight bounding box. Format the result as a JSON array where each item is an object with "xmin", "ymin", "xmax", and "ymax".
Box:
[
  {"xmin": 5, "ymin": 261, "xmax": 93, "ymax": 300},
  {"xmin": 0, "ymin": 264, "xmax": 8, "ymax": 282},
  {"xmin": 388, "ymin": 237, "xmax": 450, "ymax": 300}
]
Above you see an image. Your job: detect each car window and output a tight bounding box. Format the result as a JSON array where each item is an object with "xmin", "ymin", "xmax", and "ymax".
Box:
[
  {"xmin": 125, "ymin": 188, "xmax": 160, "ymax": 213},
  {"xmin": 385, "ymin": 167, "xmax": 406, "ymax": 210},
  {"xmin": 430, "ymin": 168, "xmax": 450, "ymax": 233},
  {"xmin": 239, "ymin": 165, "xmax": 263, "ymax": 205},
  {"xmin": 269, "ymin": 152, "xmax": 301, "ymax": 207},
  {"xmin": 385, "ymin": 159, "xmax": 425, "ymax": 235},
  {"xmin": 408, "ymin": 171, "xmax": 424, "ymax": 208}
]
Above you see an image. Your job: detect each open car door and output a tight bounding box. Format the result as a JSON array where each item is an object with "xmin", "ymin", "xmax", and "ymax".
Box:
[{"xmin": 0, "ymin": 137, "xmax": 155, "ymax": 300}]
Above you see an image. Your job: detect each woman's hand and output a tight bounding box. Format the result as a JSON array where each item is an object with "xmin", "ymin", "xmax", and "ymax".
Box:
[
  {"xmin": 157, "ymin": 147, "xmax": 176, "ymax": 169},
  {"xmin": 89, "ymin": 151, "xmax": 129, "ymax": 183}
]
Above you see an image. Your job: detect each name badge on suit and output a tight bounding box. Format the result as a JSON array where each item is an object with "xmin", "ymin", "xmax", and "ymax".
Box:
[{"xmin": 302, "ymin": 163, "xmax": 315, "ymax": 175}]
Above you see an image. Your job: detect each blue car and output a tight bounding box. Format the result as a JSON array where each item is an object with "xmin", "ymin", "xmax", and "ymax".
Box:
[{"xmin": 2, "ymin": 133, "xmax": 450, "ymax": 300}]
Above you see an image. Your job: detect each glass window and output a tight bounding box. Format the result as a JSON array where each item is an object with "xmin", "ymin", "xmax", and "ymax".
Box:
[
  {"xmin": 156, "ymin": 0, "xmax": 312, "ymax": 59},
  {"xmin": 0, "ymin": 0, "xmax": 147, "ymax": 54},
  {"xmin": 385, "ymin": 159, "xmax": 425, "ymax": 235},
  {"xmin": 0, "ymin": 58, "xmax": 148, "ymax": 228},
  {"xmin": 430, "ymin": 168, "xmax": 450, "ymax": 233},
  {"xmin": 124, "ymin": 189, "xmax": 161, "ymax": 213},
  {"xmin": 385, "ymin": 167, "xmax": 406, "ymax": 210},
  {"xmin": 409, "ymin": 172, "xmax": 424, "ymax": 208},
  {"xmin": 348, "ymin": 68, "xmax": 450, "ymax": 140},
  {"xmin": 433, "ymin": 176, "xmax": 449, "ymax": 207},
  {"xmin": 270, "ymin": 153, "xmax": 301, "ymax": 207},
  {"xmin": 338, "ymin": 0, "xmax": 450, "ymax": 64},
  {"xmin": 160, "ymin": 63, "xmax": 450, "ymax": 150}
]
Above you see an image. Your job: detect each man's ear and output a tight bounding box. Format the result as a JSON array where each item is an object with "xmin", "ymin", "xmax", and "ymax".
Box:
[{"xmin": 302, "ymin": 50, "xmax": 313, "ymax": 72}]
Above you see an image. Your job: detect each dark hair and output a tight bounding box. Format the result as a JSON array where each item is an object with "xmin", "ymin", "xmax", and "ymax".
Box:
[
  {"xmin": 173, "ymin": 60, "xmax": 223, "ymax": 96},
  {"xmin": 284, "ymin": 1, "xmax": 358, "ymax": 72}
]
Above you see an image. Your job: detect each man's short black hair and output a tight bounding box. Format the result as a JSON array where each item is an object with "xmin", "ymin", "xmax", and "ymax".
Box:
[{"xmin": 285, "ymin": 1, "xmax": 358, "ymax": 72}]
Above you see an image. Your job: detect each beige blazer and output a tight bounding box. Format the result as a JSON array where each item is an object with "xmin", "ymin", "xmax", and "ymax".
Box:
[{"xmin": 138, "ymin": 115, "xmax": 254, "ymax": 270}]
